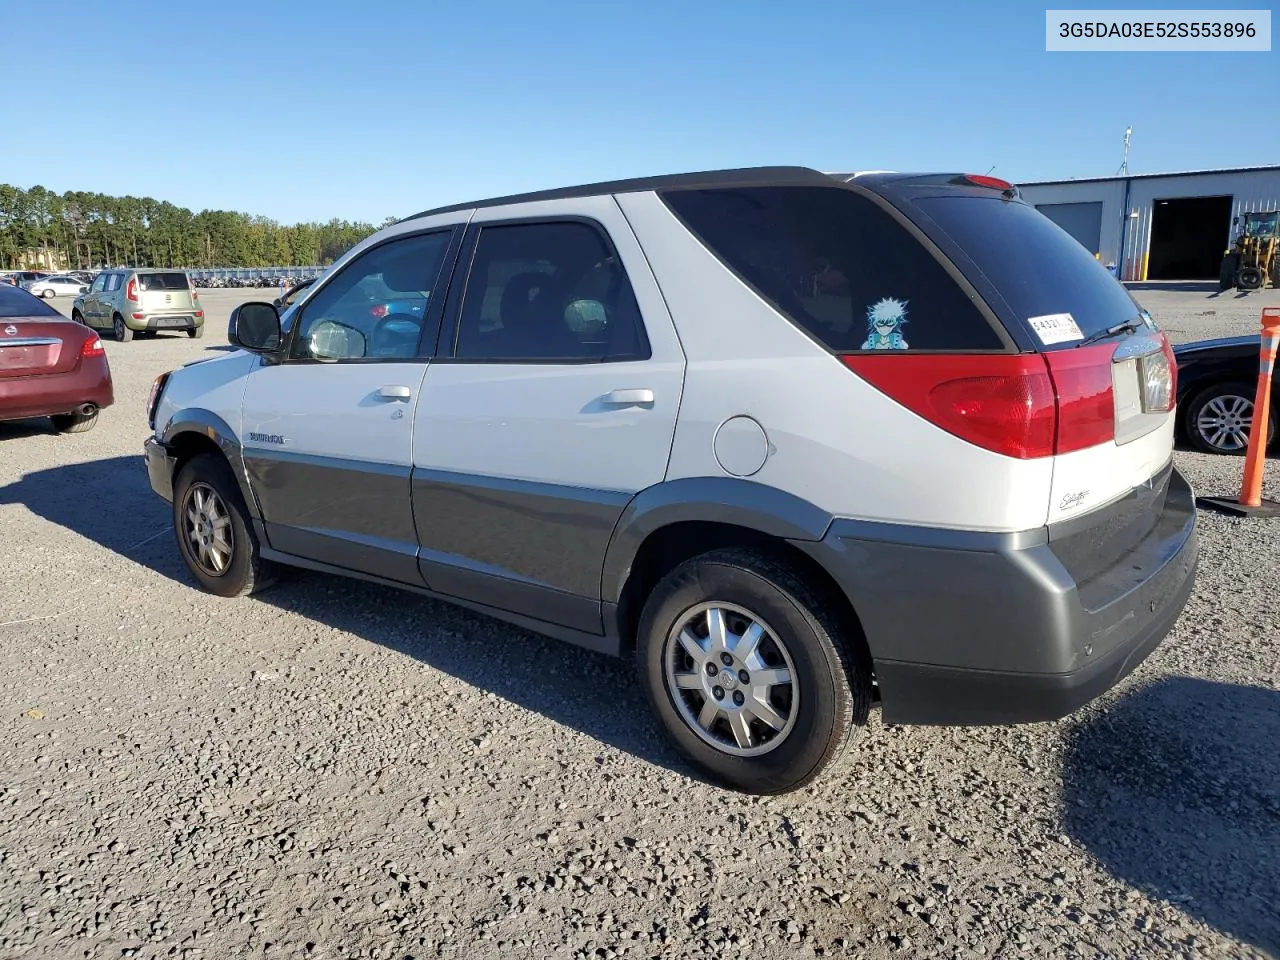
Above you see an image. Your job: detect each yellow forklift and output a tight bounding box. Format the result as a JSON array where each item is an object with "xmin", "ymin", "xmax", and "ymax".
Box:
[{"xmin": 1220, "ymin": 210, "xmax": 1280, "ymax": 290}]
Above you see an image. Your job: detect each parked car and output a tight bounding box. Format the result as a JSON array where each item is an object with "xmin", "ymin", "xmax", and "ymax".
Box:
[
  {"xmin": 141, "ymin": 166, "xmax": 1198, "ymax": 793},
  {"xmin": 0, "ymin": 283, "xmax": 112, "ymax": 433},
  {"xmin": 25, "ymin": 274, "xmax": 90, "ymax": 298},
  {"xmin": 1175, "ymin": 335, "xmax": 1278, "ymax": 454},
  {"xmin": 4, "ymin": 270, "xmax": 51, "ymax": 287},
  {"xmin": 73, "ymin": 268, "xmax": 205, "ymax": 342}
]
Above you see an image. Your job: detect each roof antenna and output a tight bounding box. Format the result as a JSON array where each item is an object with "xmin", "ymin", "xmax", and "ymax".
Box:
[
  {"xmin": 985, "ymin": 164, "xmax": 997, "ymax": 175},
  {"xmin": 1117, "ymin": 126, "xmax": 1132, "ymax": 175}
]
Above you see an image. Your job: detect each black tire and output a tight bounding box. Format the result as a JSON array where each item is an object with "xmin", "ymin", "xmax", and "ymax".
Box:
[
  {"xmin": 113, "ymin": 313, "xmax": 133, "ymax": 342},
  {"xmin": 50, "ymin": 409, "xmax": 98, "ymax": 433},
  {"xmin": 71, "ymin": 310, "xmax": 86, "ymax": 325},
  {"xmin": 636, "ymin": 547, "xmax": 871, "ymax": 794},
  {"xmin": 1219, "ymin": 254, "xmax": 1239, "ymax": 290},
  {"xmin": 1237, "ymin": 264, "xmax": 1264, "ymax": 291},
  {"xmin": 172, "ymin": 453, "xmax": 277, "ymax": 598},
  {"xmin": 188, "ymin": 325, "xmax": 205, "ymax": 339},
  {"xmin": 1184, "ymin": 380, "xmax": 1276, "ymax": 455},
  {"xmin": 41, "ymin": 288, "xmax": 55, "ymax": 299}
]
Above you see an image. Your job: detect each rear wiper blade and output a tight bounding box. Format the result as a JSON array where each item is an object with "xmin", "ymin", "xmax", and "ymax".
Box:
[{"xmin": 1078, "ymin": 319, "xmax": 1143, "ymax": 347}]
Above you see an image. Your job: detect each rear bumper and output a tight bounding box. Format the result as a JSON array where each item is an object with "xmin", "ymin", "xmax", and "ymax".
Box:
[
  {"xmin": 0, "ymin": 362, "xmax": 114, "ymax": 422},
  {"xmin": 144, "ymin": 436, "xmax": 176, "ymax": 502},
  {"xmin": 797, "ymin": 465, "xmax": 1199, "ymax": 725},
  {"xmin": 126, "ymin": 313, "xmax": 203, "ymax": 331}
]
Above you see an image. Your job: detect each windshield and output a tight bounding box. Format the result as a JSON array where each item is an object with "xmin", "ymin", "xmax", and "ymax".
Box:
[
  {"xmin": 1243, "ymin": 212, "xmax": 1279, "ymax": 237},
  {"xmin": 913, "ymin": 196, "xmax": 1142, "ymax": 347},
  {"xmin": 0, "ymin": 284, "xmax": 62, "ymax": 318}
]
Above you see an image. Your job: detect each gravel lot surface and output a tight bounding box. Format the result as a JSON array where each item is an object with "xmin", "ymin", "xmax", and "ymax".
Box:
[{"xmin": 1, "ymin": 284, "xmax": 1278, "ymax": 960}]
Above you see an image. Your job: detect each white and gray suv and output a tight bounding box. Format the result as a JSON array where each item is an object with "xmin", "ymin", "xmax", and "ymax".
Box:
[{"xmin": 143, "ymin": 167, "xmax": 1198, "ymax": 793}]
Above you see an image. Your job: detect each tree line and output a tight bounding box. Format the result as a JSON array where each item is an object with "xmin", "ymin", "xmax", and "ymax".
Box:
[{"xmin": 0, "ymin": 184, "xmax": 387, "ymax": 270}]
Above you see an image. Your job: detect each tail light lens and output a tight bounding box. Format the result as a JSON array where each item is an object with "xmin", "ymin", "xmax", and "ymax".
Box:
[
  {"xmin": 195, "ymin": 310, "xmax": 204, "ymax": 318},
  {"xmin": 126, "ymin": 277, "xmax": 138, "ymax": 301},
  {"xmin": 1141, "ymin": 335, "xmax": 1176, "ymax": 412},
  {"xmin": 841, "ymin": 354, "xmax": 1058, "ymax": 458},
  {"xmin": 1043, "ymin": 345, "xmax": 1117, "ymax": 453},
  {"xmin": 840, "ymin": 348, "xmax": 1123, "ymax": 459},
  {"xmin": 80, "ymin": 334, "xmax": 105, "ymax": 357}
]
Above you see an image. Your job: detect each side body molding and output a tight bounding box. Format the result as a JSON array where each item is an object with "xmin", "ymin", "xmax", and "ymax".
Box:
[
  {"xmin": 160, "ymin": 408, "xmax": 260, "ymax": 518},
  {"xmin": 600, "ymin": 477, "xmax": 834, "ymax": 604}
]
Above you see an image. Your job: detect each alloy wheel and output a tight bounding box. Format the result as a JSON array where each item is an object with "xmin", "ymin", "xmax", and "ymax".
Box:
[
  {"xmin": 663, "ymin": 602, "xmax": 798, "ymax": 757},
  {"xmin": 182, "ymin": 482, "xmax": 234, "ymax": 576},
  {"xmin": 1197, "ymin": 394, "xmax": 1253, "ymax": 452}
]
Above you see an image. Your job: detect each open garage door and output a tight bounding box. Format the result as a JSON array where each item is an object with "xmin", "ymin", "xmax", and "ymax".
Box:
[
  {"xmin": 1036, "ymin": 202, "xmax": 1103, "ymax": 257},
  {"xmin": 1148, "ymin": 195, "xmax": 1232, "ymax": 280}
]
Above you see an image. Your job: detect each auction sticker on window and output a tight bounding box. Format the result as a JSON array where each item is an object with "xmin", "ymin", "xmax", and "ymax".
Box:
[{"xmin": 1027, "ymin": 312, "xmax": 1084, "ymax": 345}]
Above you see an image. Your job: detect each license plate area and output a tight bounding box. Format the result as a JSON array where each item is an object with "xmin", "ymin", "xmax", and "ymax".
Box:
[{"xmin": 1112, "ymin": 337, "xmax": 1168, "ymax": 445}]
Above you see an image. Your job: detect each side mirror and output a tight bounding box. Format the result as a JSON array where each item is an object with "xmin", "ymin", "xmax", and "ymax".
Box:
[
  {"xmin": 228, "ymin": 301, "xmax": 282, "ymax": 355},
  {"xmin": 79, "ymin": 286, "xmax": 89, "ymax": 294}
]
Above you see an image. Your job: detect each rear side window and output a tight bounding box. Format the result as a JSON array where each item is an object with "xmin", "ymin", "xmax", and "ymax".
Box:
[
  {"xmin": 453, "ymin": 221, "xmax": 650, "ymax": 362},
  {"xmin": 0, "ymin": 285, "xmax": 60, "ymax": 317},
  {"xmin": 662, "ymin": 186, "xmax": 1003, "ymax": 352},
  {"xmin": 138, "ymin": 272, "xmax": 190, "ymax": 291},
  {"xmin": 913, "ymin": 197, "xmax": 1142, "ymax": 345},
  {"xmin": 104, "ymin": 274, "xmax": 122, "ymax": 292}
]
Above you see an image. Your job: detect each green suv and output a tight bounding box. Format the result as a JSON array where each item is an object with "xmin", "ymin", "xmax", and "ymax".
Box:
[{"xmin": 73, "ymin": 269, "xmax": 205, "ymax": 342}]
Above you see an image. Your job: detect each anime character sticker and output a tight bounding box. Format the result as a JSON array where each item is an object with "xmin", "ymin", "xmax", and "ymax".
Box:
[{"xmin": 861, "ymin": 297, "xmax": 909, "ymax": 350}]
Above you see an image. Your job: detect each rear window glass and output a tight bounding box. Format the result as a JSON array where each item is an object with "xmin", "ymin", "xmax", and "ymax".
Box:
[
  {"xmin": 661, "ymin": 186, "xmax": 1003, "ymax": 352},
  {"xmin": 0, "ymin": 285, "xmax": 61, "ymax": 317},
  {"xmin": 138, "ymin": 272, "xmax": 190, "ymax": 291},
  {"xmin": 913, "ymin": 196, "xmax": 1142, "ymax": 343}
]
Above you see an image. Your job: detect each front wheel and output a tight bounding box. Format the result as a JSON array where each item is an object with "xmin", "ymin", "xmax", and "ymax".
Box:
[
  {"xmin": 1185, "ymin": 381, "xmax": 1276, "ymax": 455},
  {"xmin": 636, "ymin": 548, "xmax": 871, "ymax": 794},
  {"xmin": 172, "ymin": 453, "xmax": 277, "ymax": 597},
  {"xmin": 1219, "ymin": 254, "xmax": 1239, "ymax": 290},
  {"xmin": 113, "ymin": 313, "xmax": 133, "ymax": 342}
]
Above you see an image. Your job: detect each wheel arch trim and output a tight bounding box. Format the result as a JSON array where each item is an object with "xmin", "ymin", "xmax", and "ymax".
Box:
[
  {"xmin": 161, "ymin": 409, "xmax": 260, "ymax": 519},
  {"xmin": 599, "ymin": 477, "xmax": 834, "ymax": 605}
]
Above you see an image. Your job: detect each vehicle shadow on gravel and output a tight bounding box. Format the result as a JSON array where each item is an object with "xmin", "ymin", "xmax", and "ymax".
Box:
[
  {"xmin": 0, "ymin": 455, "xmax": 189, "ymax": 579},
  {"xmin": 252, "ymin": 570, "xmax": 701, "ymax": 781},
  {"xmin": 1062, "ymin": 677, "xmax": 1280, "ymax": 955},
  {"xmin": 1, "ymin": 454, "xmax": 698, "ymax": 780}
]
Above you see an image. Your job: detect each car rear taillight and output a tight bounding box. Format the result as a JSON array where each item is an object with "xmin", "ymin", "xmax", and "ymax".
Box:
[
  {"xmin": 126, "ymin": 277, "xmax": 138, "ymax": 302},
  {"xmin": 131, "ymin": 312, "xmax": 145, "ymax": 320},
  {"xmin": 80, "ymin": 334, "xmax": 105, "ymax": 358},
  {"xmin": 195, "ymin": 310, "xmax": 204, "ymax": 318},
  {"xmin": 840, "ymin": 348, "xmax": 1123, "ymax": 459},
  {"xmin": 1043, "ymin": 345, "xmax": 1117, "ymax": 454},
  {"xmin": 841, "ymin": 353, "xmax": 1058, "ymax": 458}
]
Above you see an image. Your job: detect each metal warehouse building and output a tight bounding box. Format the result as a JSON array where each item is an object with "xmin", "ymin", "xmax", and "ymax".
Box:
[{"xmin": 1016, "ymin": 165, "xmax": 1280, "ymax": 282}]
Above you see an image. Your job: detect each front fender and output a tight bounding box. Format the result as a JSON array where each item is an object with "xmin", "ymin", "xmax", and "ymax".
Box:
[
  {"xmin": 599, "ymin": 477, "xmax": 834, "ymax": 604},
  {"xmin": 161, "ymin": 408, "xmax": 260, "ymax": 519}
]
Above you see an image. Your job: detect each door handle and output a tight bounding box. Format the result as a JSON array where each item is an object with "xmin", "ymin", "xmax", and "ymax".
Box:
[
  {"xmin": 377, "ymin": 385, "xmax": 412, "ymax": 401},
  {"xmin": 601, "ymin": 388, "xmax": 654, "ymax": 406}
]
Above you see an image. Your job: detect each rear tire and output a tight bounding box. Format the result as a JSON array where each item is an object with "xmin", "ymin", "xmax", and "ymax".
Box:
[
  {"xmin": 41, "ymin": 288, "xmax": 55, "ymax": 299},
  {"xmin": 172, "ymin": 453, "xmax": 277, "ymax": 598},
  {"xmin": 188, "ymin": 325, "xmax": 205, "ymax": 339},
  {"xmin": 1184, "ymin": 380, "xmax": 1276, "ymax": 455},
  {"xmin": 71, "ymin": 310, "xmax": 86, "ymax": 325},
  {"xmin": 113, "ymin": 313, "xmax": 133, "ymax": 342},
  {"xmin": 636, "ymin": 547, "xmax": 871, "ymax": 794},
  {"xmin": 51, "ymin": 410, "xmax": 98, "ymax": 433}
]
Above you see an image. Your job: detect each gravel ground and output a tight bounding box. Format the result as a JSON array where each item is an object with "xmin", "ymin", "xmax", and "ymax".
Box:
[{"xmin": 1, "ymin": 284, "xmax": 1278, "ymax": 960}]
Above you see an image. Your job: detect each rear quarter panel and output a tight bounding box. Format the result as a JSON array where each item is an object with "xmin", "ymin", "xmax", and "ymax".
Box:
[{"xmin": 617, "ymin": 192, "xmax": 1054, "ymax": 533}]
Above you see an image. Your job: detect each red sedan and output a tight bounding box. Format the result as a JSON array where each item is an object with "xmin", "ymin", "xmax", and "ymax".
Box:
[{"xmin": 0, "ymin": 284, "xmax": 113, "ymax": 433}]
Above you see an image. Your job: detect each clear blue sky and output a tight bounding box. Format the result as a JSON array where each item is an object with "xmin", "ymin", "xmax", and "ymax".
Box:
[{"xmin": 3, "ymin": 0, "xmax": 1275, "ymax": 224}]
